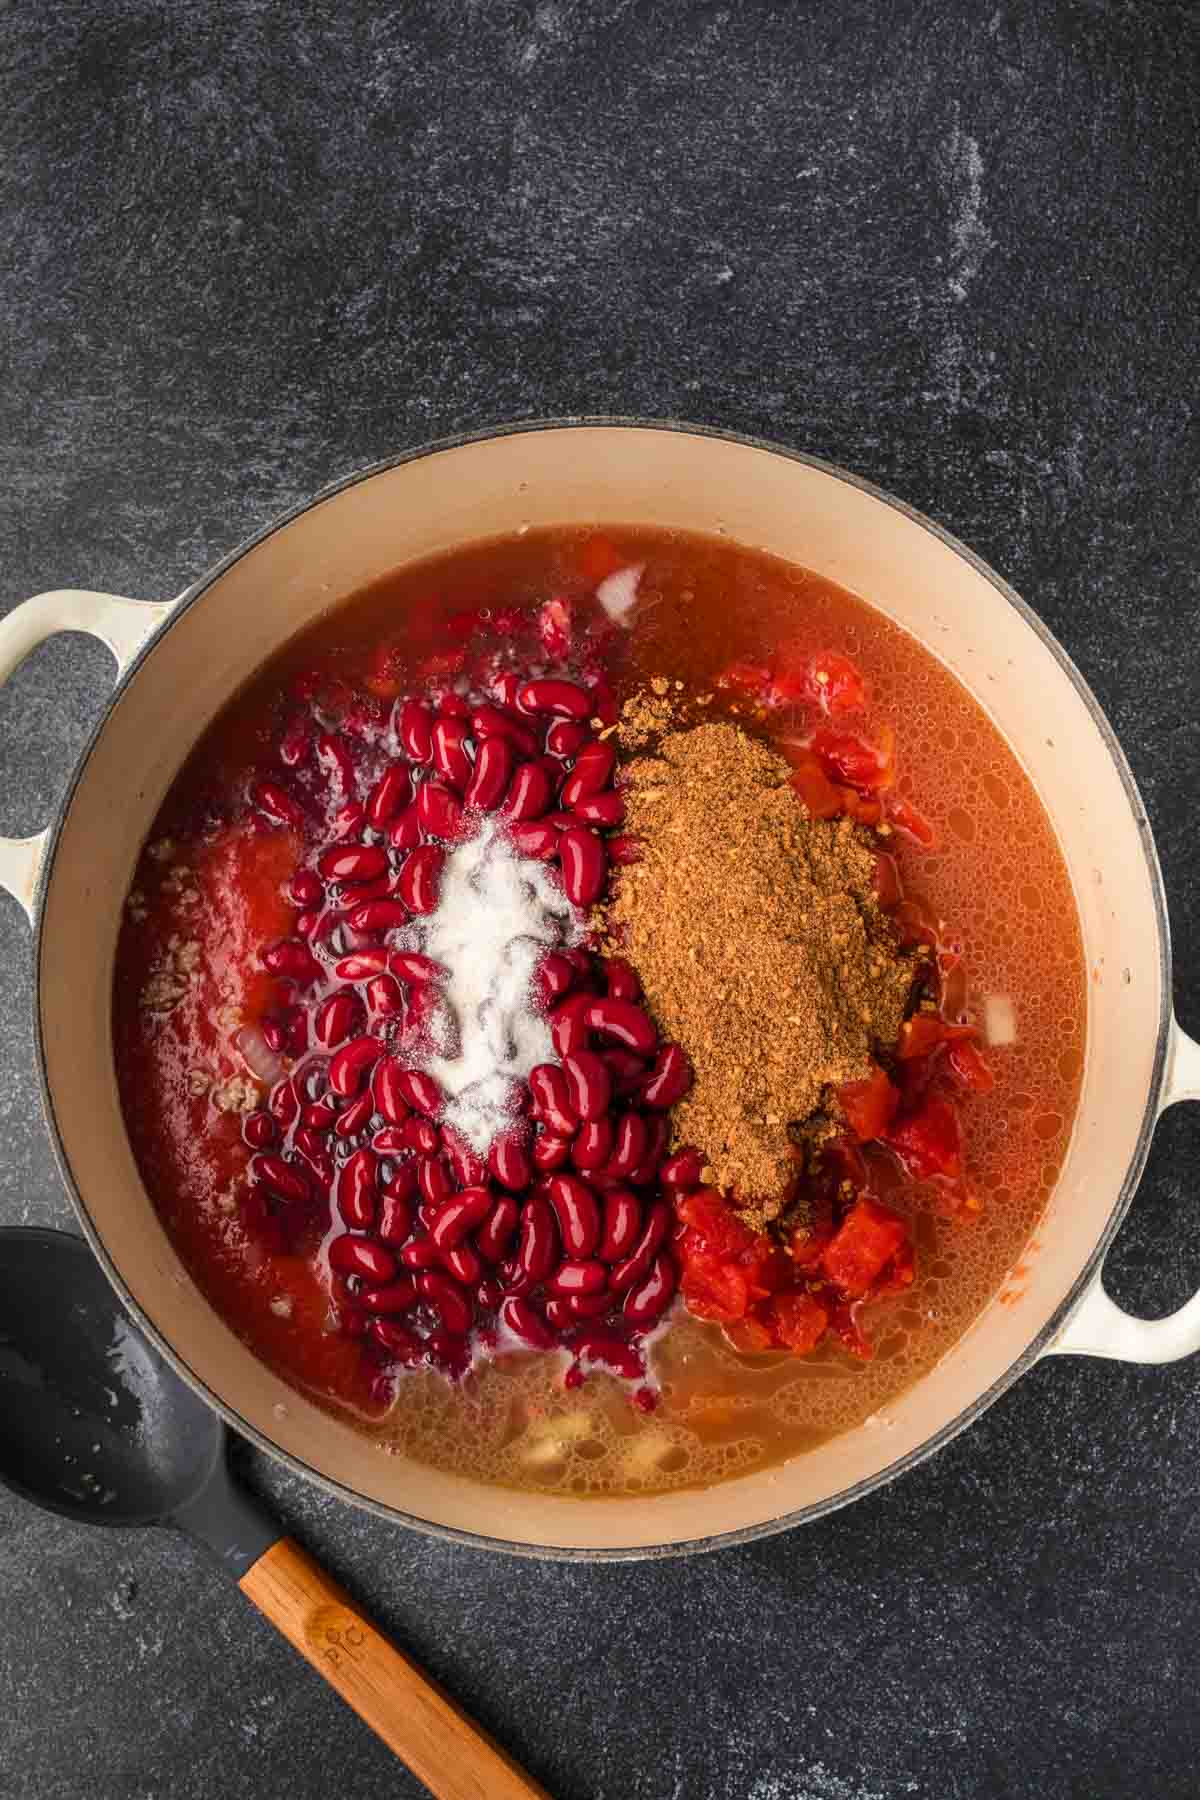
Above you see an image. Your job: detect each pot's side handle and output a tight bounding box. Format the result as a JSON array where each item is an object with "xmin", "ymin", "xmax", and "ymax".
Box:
[
  {"xmin": 1046, "ymin": 1018, "xmax": 1200, "ymax": 1363},
  {"xmin": 0, "ymin": 590, "xmax": 178, "ymax": 924}
]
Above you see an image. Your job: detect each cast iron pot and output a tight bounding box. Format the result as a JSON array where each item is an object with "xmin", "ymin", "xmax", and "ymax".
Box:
[{"xmin": 2, "ymin": 422, "xmax": 1196, "ymax": 1559}]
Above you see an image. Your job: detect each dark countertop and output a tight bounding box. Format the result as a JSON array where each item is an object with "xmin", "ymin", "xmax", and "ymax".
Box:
[{"xmin": 2, "ymin": 4, "xmax": 1199, "ymax": 1797}]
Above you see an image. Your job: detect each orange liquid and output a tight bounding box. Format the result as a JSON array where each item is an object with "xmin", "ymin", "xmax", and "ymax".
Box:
[{"xmin": 113, "ymin": 526, "xmax": 1085, "ymax": 1496}]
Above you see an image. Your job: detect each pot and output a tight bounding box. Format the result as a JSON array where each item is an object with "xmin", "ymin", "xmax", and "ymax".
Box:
[{"xmin": 3, "ymin": 421, "xmax": 1197, "ymax": 1559}]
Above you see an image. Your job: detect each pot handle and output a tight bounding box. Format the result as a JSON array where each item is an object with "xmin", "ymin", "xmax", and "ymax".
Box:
[
  {"xmin": 0, "ymin": 589, "xmax": 178, "ymax": 924},
  {"xmin": 1046, "ymin": 1017, "xmax": 1200, "ymax": 1363}
]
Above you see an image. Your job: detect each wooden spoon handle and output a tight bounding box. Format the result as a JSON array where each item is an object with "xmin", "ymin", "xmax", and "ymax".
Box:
[{"xmin": 239, "ymin": 1537, "xmax": 552, "ymax": 1800}]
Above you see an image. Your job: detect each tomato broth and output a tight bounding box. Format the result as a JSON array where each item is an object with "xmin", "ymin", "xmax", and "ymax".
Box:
[{"xmin": 113, "ymin": 526, "xmax": 1085, "ymax": 1498}]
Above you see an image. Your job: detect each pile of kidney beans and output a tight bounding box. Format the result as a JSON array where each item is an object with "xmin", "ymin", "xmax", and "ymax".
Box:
[{"xmin": 237, "ymin": 656, "xmax": 698, "ymax": 1405}]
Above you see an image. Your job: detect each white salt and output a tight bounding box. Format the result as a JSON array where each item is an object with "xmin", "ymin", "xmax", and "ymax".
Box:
[
  {"xmin": 596, "ymin": 563, "xmax": 644, "ymax": 624},
  {"xmin": 405, "ymin": 819, "xmax": 579, "ymax": 1152}
]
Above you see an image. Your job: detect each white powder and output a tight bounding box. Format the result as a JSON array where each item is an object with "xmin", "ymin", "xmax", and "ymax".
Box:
[
  {"xmin": 406, "ymin": 819, "xmax": 579, "ymax": 1152},
  {"xmin": 596, "ymin": 562, "xmax": 644, "ymax": 623}
]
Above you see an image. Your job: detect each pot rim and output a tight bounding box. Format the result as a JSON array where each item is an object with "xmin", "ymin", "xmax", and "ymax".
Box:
[{"xmin": 31, "ymin": 417, "xmax": 1173, "ymax": 1561}]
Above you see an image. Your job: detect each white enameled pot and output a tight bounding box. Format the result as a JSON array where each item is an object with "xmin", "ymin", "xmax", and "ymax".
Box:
[{"xmin": 2, "ymin": 422, "xmax": 1197, "ymax": 1559}]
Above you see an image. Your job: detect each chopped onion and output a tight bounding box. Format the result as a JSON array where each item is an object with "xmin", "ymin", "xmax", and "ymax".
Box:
[
  {"xmin": 235, "ymin": 1022, "xmax": 285, "ymax": 1083},
  {"xmin": 596, "ymin": 563, "xmax": 644, "ymax": 624},
  {"xmin": 984, "ymin": 993, "xmax": 1016, "ymax": 1046}
]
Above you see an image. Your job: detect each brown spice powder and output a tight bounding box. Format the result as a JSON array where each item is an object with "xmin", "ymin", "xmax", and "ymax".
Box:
[{"xmin": 601, "ymin": 714, "xmax": 918, "ymax": 1214}]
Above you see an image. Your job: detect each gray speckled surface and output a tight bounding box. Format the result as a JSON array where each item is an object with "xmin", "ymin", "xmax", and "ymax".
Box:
[{"xmin": 2, "ymin": 3, "xmax": 1199, "ymax": 1797}]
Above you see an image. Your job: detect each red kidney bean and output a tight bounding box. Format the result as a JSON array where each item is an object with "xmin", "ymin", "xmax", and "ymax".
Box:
[
  {"xmin": 429, "ymin": 1185, "xmax": 493, "ymax": 1249},
  {"xmin": 584, "ymin": 998, "xmax": 657, "ymax": 1054},
  {"xmin": 439, "ymin": 1124, "xmax": 487, "ymax": 1187},
  {"xmin": 372, "ymin": 1126, "xmax": 409, "ymax": 1154},
  {"xmin": 396, "ymin": 843, "xmax": 445, "ymax": 914},
  {"xmin": 600, "ymin": 958, "xmax": 640, "ymax": 1001},
  {"xmin": 560, "ymin": 740, "xmax": 616, "ymax": 807},
  {"xmin": 607, "ymin": 1111, "xmax": 648, "ymax": 1179},
  {"xmin": 370, "ymin": 1055, "xmax": 409, "ymax": 1125},
  {"xmin": 518, "ymin": 678, "xmax": 592, "ymax": 719},
  {"xmin": 267, "ymin": 1077, "xmax": 300, "ymax": 1129},
  {"xmin": 282, "ymin": 1005, "xmax": 309, "ymax": 1055},
  {"xmin": 560, "ymin": 947, "xmax": 592, "ymax": 978},
  {"xmin": 471, "ymin": 705, "xmax": 539, "ymax": 756},
  {"xmin": 329, "ymin": 801, "xmax": 367, "ymax": 840},
  {"xmin": 476, "ymin": 1275, "xmax": 504, "ymax": 1310},
  {"xmin": 315, "ymin": 731, "xmax": 357, "ymax": 799},
  {"xmin": 488, "ymin": 1129, "xmax": 532, "ymax": 1191},
  {"xmin": 392, "ymin": 1068, "xmax": 442, "ymax": 1116},
  {"xmin": 499, "ymin": 760, "xmax": 554, "ymax": 822},
  {"xmin": 517, "ymin": 1194, "xmax": 558, "ymax": 1283},
  {"xmin": 360, "ymin": 1277, "xmax": 418, "ymax": 1314},
  {"xmin": 508, "ymin": 820, "xmax": 559, "ymax": 860},
  {"xmin": 366, "ymin": 763, "xmax": 411, "ymax": 828},
  {"xmin": 500, "ymin": 1295, "xmax": 556, "ymax": 1350},
  {"xmin": 543, "ymin": 1297, "xmax": 573, "ymax": 1330},
  {"xmin": 401, "ymin": 1240, "xmax": 444, "ymax": 1270},
  {"xmin": 253, "ymin": 780, "xmax": 307, "ymax": 830},
  {"xmin": 347, "ymin": 899, "xmax": 411, "ymax": 934},
  {"xmin": 492, "ymin": 672, "xmax": 521, "ymax": 709},
  {"xmin": 416, "ymin": 1271, "xmax": 473, "ymax": 1335},
  {"xmin": 598, "ymin": 1188, "xmax": 642, "ymax": 1261},
  {"xmin": 399, "ymin": 698, "xmax": 434, "ymax": 763},
  {"xmin": 600, "ymin": 1049, "xmax": 648, "ymax": 1097},
  {"xmin": 437, "ymin": 691, "xmax": 471, "ymax": 720},
  {"xmin": 660, "ymin": 1147, "xmax": 704, "ymax": 1189},
  {"xmin": 290, "ymin": 868, "xmax": 324, "ymax": 907},
  {"xmin": 571, "ymin": 1330, "xmax": 645, "ymax": 1380},
  {"xmin": 416, "ymin": 1156, "xmax": 455, "ymax": 1207},
  {"xmin": 528, "ymin": 1064, "xmax": 578, "ymax": 1137},
  {"xmin": 558, "ymin": 826, "xmax": 608, "ymax": 907},
  {"xmin": 623, "ymin": 1251, "xmax": 677, "ymax": 1326},
  {"xmin": 572, "ymin": 792, "xmax": 625, "ymax": 829},
  {"xmin": 535, "ymin": 952, "xmax": 575, "ymax": 1006},
  {"xmin": 572, "ymin": 1118, "xmax": 614, "ymax": 1172},
  {"xmin": 397, "ymin": 1115, "xmax": 439, "ymax": 1155},
  {"xmin": 609, "ymin": 1201, "xmax": 671, "ymax": 1293},
  {"xmin": 476, "ymin": 1195, "xmax": 520, "ymax": 1261},
  {"xmin": 250, "ymin": 1153, "xmax": 309, "ymax": 1204},
  {"xmin": 641, "ymin": 1043, "xmax": 693, "ymax": 1109},
  {"xmin": 335, "ymin": 873, "xmax": 393, "ymax": 910},
  {"xmin": 497, "ymin": 1256, "xmax": 530, "ymax": 1295},
  {"xmin": 545, "ymin": 719, "xmax": 592, "ymax": 758},
  {"xmin": 329, "ymin": 1235, "xmax": 397, "ymax": 1284},
  {"xmin": 334, "ymin": 949, "xmax": 390, "ymax": 981},
  {"xmin": 442, "ymin": 1243, "xmax": 482, "ymax": 1286},
  {"xmin": 378, "ymin": 1185, "xmax": 414, "ymax": 1245},
  {"xmin": 546, "ymin": 1259, "xmax": 607, "ymax": 1297},
  {"xmin": 431, "ymin": 717, "xmax": 473, "ymax": 789},
  {"xmin": 329, "ymin": 1035, "xmax": 383, "ymax": 1097},
  {"xmin": 561, "ymin": 1051, "xmax": 611, "ymax": 1122},
  {"xmin": 261, "ymin": 940, "xmax": 322, "ymax": 983},
  {"xmin": 387, "ymin": 952, "xmax": 447, "ymax": 987},
  {"xmin": 550, "ymin": 993, "xmax": 593, "ymax": 1058},
  {"xmin": 334, "ymin": 1091, "xmax": 375, "ymax": 1138},
  {"xmin": 463, "ymin": 733, "xmax": 514, "ymax": 811},
  {"xmin": 365, "ymin": 973, "xmax": 405, "ymax": 1017},
  {"xmin": 416, "ymin": 779, "xmax": 464, "ymax": 840},
  {"xmin": 388, "ymin": 804, "xmax": 423, "ymax": 850},
  {"xmin": 295, "ymin": 908, "xmax": 325, "ymax": 942},
  {"xmin": 317, "ymin": 844, "xmax": 384, "ymax": 884},
  {"xmin": 335, "ymin": 1148, "xmax": 379, "ymax": 1228},
  {"xmin": 531, "ymin": 1131, "xmax": 572, "ymax": 1172},
  {"xmin": 242, "ymin": 1111, "xmax": 277, "ymax": 1149},
  {"xmin": 546, "ymin": 1173, "xmax": 602, "ymax": 1257},
  {"xmin": 608, "ymin": 834, "xmax": 642, "ymax": 866},
  {"xmin": 368, "ymin": 1317, "xmax": 424, "ymax": 1360},
  {"xmin": 261, "ymin": 1018, "xmax": 289, "ymax": 1055},
  {"xmin": 630, "ymin": 1115, "xmax": 671, "ymax": 1185},
  {"xmin": 279, "ymin": 715, "xmax": 311, "ymax": 769}
]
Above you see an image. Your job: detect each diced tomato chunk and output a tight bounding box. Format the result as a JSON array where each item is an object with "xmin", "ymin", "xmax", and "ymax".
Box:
[
  {"xmin": 897, "ymin": 1014, "xmax": 977, "ymax": 1060},
  {"xmin": 827, "ymin": 1300, "xmax": 874, "ymax": 1360},
  {"xmin": 365, "ymin": 642, "xmax": 405, "ymax": 698},
  {"xmin": 767, "ymin": 1291, "xmax": 830, "ymax": 1353},
  {"xmin": 680, "ymin": 1256, "xmax": 752, "ymax": 1323},
  {"xmin": 882, "ymin": 1095, "xmax": 963, "ymax": 1182},
  {"xmin": 810, "ymin": 725, "xmax": 894, "ymax": 794},
  {"xmin": 803, "ymin": 651, "xmax": 867, "ymax": 716},
  {"xmin": 717, "ymin": 661, "xmax": 774, "ymax": 697},
  {"xmin": 787, "ymin": 754, "xmax": 843, "ymax": 818},
  {"xmin": 722, "ymin": 1313, "xmax": 776, "ymax": 1354},
  {"xmin": 537, "ymin": 595, "xmax": 573, "ymax": 660},
  {"xmin": 946, "ymin": 1037, "xmax": 995, "ymax": 1094},
  {"xmin": 888, "ymin": 795, "xmax": 935, "ymax": 847},
  {"xmin": 837, "ymin": 1064, "xmax": 900, "ymax": 1142},
  {"xmin": 873, "ymin": 852, "xmax": 903, "ymax": 910},
  {"xmin": 676, "ymin": 1188, "xmax": 756, "ymax": 1257},
  {"xmin": 819, "ymin": 1196, "xmax": 910, "ymax": 1299}
]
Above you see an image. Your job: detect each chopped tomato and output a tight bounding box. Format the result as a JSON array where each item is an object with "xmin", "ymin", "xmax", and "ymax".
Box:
[
  {"xmin": 827, "ymin": 1300, "xmax": 874, "ymax": 1360},
  {"xmin": 810, "ymin": 725, "xmax": 894, "ymax": 794},
  {"xmin": 787, "ymin": 753, "xmax": 843, "ymax": 818},
  {"xmin": 537, "ymin": 595, "xmax": 573, "ymax": 660},
  {"xmin": 882, "ymin": 1095, "xmax": 963, "ymax": 1182},
  {"xmin": 680, "ymin": 1256, "xmax": 752, "ymax": 1323},
  {"xmin": 717, "ymin": 660, "xmax": 774, "ymax": 696},
  {"xmin": 578, "ymin": 536, "xmax": 627, "ymax": 584},
  {"xmin": 676, "ymin": 1188, "xmax": 757, "ymax": 1257},
  {"xmin": 820, "ymin": 1196, "xmax": 910, "ymax": 1299},
  {"xmin": 892, "ymin": 900, "xmax": 939, "ymax": 951},
  {"xmin": 946, "ymin": 1037, "xmax": 995, "ymax": 1094},
  {"xmin": 888, "ymin": 795, "xmax": 935, "ymax": 847},
  {"xmin": 767, "ymin": 1291, "xmax": 830, "ymax": 1353},
  {"xmin": 897, "ymin": 1014, "xmax": 977, "ymax": 1060},
  {"xmin": 838, "ymin": 787, "xmax": 883, "ymax": 827},
  {"xmin": 872, "ymin": 1236, "xmax": 916, "ymax": 1297},
  {"xmin": 364, "ymin": 643, "xmax": 405, "ymax": 698},
  {"xmin": 873, "ymin": 852, "xmax": 903, "ymax": 910},
  {"xmin": 722, "ymin": 1313, "xmax": 775, "ymax": 1354},
  {"xmin": 837, "ymin": 1064, "xmax": 900, "ymax": 1142},
  {"xmin": 801, "ymin": 651, "xmax": 867, "ymax": 715}
]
